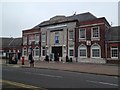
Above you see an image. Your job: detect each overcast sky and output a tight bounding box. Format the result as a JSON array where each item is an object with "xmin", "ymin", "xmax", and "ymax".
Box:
[{"xmin": 0, "ymin": 1, "xmax": 119, "ymax": 38}]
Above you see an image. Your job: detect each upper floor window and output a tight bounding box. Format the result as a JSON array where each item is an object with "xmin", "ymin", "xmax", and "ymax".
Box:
[
  {"xmin": 23, "ymin": 36, "xmax": 27, "ymax": 45},
  {"xmin": 35, "ymin": 34, "xmax": 40, "ymax": 44},
  {"xmin": 29, "ymin": 34, "xmax": 35, "ymax": 45},
  {"xmin": 92, "ymin": 26, "xmax": 100, "ymax": 38},
  {"xmin": 79, "ymin": 28, "xmax": 86, "ymax": 39},
  {"xmin": 41, "ymin": 33, "xmax": 46, "ymax": 42},
  {"xmin": 111, "ymin": 47, "xmax": 118, "ymax": 59},
  {"xmin": 55, "ymin": 32, "xmax": 59, "ymax": 44},
  {"xmin": 69, "ymin": 31, "xmax": 74, "ymax": 40}
]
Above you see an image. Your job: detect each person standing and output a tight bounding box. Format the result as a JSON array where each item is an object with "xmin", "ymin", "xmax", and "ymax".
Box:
[{"xmin": 29, "ymin": 52, "xmax": 34, "ymax": 67}]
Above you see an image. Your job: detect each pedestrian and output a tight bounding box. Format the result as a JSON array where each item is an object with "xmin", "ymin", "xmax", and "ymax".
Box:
[
  {"xmin": 18, "ymin": 52, "xmax": 21, "ymax": 61},
  {"xmin": 29, "ymin": 52, "xmax": 34, "ymax": 67}
]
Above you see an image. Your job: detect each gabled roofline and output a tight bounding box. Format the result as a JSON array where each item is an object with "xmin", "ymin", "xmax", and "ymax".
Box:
[{"xmin": 40, "ymin": 19, "xmax": 78, "ymax": 27}]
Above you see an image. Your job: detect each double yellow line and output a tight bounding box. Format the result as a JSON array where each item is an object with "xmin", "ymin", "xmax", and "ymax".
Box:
[{"xmin": 1, "ymin": 80, "xmax": 46, "ymax": 90}]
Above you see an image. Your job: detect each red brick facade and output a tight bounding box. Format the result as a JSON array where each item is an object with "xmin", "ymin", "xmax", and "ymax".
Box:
[{"xmin": 22, "ymin": 13, "xmax": 120, "ymax": 63}]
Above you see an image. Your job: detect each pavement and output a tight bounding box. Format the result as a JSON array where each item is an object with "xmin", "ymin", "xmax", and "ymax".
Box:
[{"xmin": 1, "ymin": 59, "xmax": 120, "ymax": 77}]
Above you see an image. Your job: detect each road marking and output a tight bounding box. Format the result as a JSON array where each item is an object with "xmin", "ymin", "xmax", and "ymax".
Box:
[
  {"xmin": 86, "ymin": 80, "xmax": 118, "ymax": 87},
  {"xmin": 3, "ymin": 69, "xmax": 13, "ymax": 71},
  {"xmin": 113, "ymin": 77, "xmax": 118, "ymax": 79},
  {"xmin": 25, "ymin": 72, "xmax": 63, "ymax": 78},
  {"xmin": 2, "ymin": 80, "xmax": 43, "ymax": 89}
]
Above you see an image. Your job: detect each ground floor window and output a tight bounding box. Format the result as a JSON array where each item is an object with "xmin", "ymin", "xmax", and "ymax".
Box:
[
  {"xmin": 79, "ymin": 44, "xmax": 87, "ymax": 58},
  {"xmin": 69, "ymin": 49, "xmax": 74, "ymax": 56},
  {"xmin": 92, "ymin": 49, "xmax": 100, "ymax": 57},
  {"xmin": 42, "ymin": 47, "xmax": 45, "ymax": 56},
  {"xmin": 35, "ymin": 47, "xmax": 39, "ymax": 56},
  {"xmin": 111, "ymin": 47, "xmax": 118, "ymax": 58},
  {"xmin": 91, "ymin": 44, "xmax": 100, "ymax": 58},
  {"xmin": 23, "ymin": 47, "xmax": 27, "ymax": 56}
]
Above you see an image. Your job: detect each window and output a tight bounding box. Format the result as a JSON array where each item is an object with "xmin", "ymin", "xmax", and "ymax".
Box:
[
  {"xmin": 42, "ymin": 47, "xmax": 45, "ymax": 56},
  {"xmin": 91, "ymin": 44, "xmax": 100, "ymax": 58},
  {"xmin": 79, "ymin": 45, "xmax": 87, "ymax": 57},
  {"xmin": 23, "ymin": 47, "xmax": 27, "ymax": 56},
  {"xmin": 55, "ymin": 32, "xmax": 59, "ymax": 44},
  {"xmin": 92, "ymin": 49, "xmax": 100, "ymax": 57},
  {"xmin": 111, "ymin": 47, "xmax": 118, "ymax": 58},
  {"xmin": 69, "ymin": 49, "xmax": 74, "ymax": 56},
  {"xmin": 29, "ymin": 34, "xmax": 35, "ymax": 45},
  {"xmin": 28, "ymin": 47, "xmax": 32, "ymax": 54},
  {"xmin": 35, "ymin": 34, "xmax": 40, "ymax": 44},
  {"xmin": 35, "ymin": 47, "xmax": 39, "ymax": 56},
  {"xmin": 23, "ymin": 36, "xmax": 27, "ymax": 45},
  {"xmin": 92, "ymin": 27, "xmax": 99, "ymax": 38},
  {"xmin": 79, "ymin": 28, "xmax": 86, "ymax": 39},
  {"xmin": 41, "ymin": 33, "xmax": 46, "ymax": 42},
  {"xmin": 69, "ymin": 31, "xmax": 74, "ymax": 40}
]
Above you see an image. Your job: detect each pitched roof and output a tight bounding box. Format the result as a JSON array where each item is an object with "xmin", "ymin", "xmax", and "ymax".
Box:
[
  {"xmin": 33, "ymin": 12, "xmax": 97, "ymax": 29},
  {"xmin": 106, "ymin": 26, "xmax": 120, "ymax": 42},
  {"xmin": 0, "ymin": 37, "xmax": 22, "ymax": 48},
  {"xmin": 9, "ymin": 38, "xmax": 22, "ymax": 48},
  {"xmin": 0, "ymin": 38, "xmax": 13, "ymax": 48}
]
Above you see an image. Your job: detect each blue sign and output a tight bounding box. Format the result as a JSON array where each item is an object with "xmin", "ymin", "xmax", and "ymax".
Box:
[{"xmin": 55, "ymin": 36, "xmax": 59, "ymax": 44}]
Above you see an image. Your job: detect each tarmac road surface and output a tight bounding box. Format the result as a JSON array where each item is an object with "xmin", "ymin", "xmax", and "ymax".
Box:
[{"xmin": 2, "ymin": 65, "xmax": 119, "ymax": 89}]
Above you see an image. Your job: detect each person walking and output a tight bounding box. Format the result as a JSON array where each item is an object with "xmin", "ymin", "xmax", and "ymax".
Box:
[{"xmin": 29, "ymin": 52, "xmax": 34, "ymax": 67}]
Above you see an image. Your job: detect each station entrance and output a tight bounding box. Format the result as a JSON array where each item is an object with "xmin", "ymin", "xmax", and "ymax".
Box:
[{"xmin": 52, "ymin": 46, "xmax": 62, "ymax": 61}]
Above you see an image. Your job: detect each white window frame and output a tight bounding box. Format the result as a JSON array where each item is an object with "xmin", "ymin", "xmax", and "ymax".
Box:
[
  {"xmin": 68, "ymin": 47, "xmax": 74, "ymax": 58},
  {"xmin": 91, "ymin": 26, "xmax": 100, "ymax": 39},
  {"xmin": 79, "ymin": 28, "xmax": 86, "ymax": 40},
  {"xmin": 41, "ymin": 33, "xmax": 46, "ymax": 42},
  {"xmin": 22, "ymin": 47, "xmax": 27, "ymax": 56},
  {"xmin": 79, "ymin": 44, "xmax": 87, "ymax": 58},
  {"xmin": 91, "ymin": 44, "xmax": 101, "ymax": 58},
  {"xmin": 28, "ymin": 34, "xmax": 35, "ymax": 45},
  {"xmin": 23, "ymin": 36, "xmax": 27, "ymax": 45},
  {"xmin": 69, "ymin": 49, "xmax": 74, "ymax": 56},
  {"xmin": 41, "ymin": 47, "xmax": 46, "ymax": 57},
  {"xmin": 69, "ymin": 30, "xmax": 74, "ymax": 40},
  {"xmin": 35, "ymin": 34, "xmax": 40, "ymax": 44},
  {"xmin": 111, "ymin": 47, "xmax": 118, "ymax": 59},
  {"xmin": 34, "ymin": 46, "xmax": 39, "ymax": 57}
]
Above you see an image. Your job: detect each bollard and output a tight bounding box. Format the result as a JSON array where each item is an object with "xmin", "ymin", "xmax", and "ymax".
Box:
[{"xmin": 22, "ymin": 56, "xmax": 24, "ymax": 65}]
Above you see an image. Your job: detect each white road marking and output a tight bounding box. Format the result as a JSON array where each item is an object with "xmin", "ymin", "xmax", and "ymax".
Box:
[
  {"xmin": 113, "ymin": 77, "xmax": 118, "ymax": 79},
  {"xmin": 86, "ymin": 80, "xmax": 118, "ymax": 86},
  {"xmin": 2, "ymin": 80, "xmax": 43, "ymax": 89},
  {"xmin": 25, "ymin": 72, "xmax": 63, "ymax": 78},
  {"xmin": 3, "ymin": 69, "xmax": 13, "ymax": 71}
]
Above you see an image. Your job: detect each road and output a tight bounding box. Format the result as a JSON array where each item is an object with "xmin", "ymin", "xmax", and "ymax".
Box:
[{"xmin": 2, "ymin": 65, "xmax": 119, "ymax": 89}]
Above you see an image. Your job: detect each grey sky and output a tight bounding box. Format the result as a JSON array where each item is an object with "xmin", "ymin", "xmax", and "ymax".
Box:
[{"xmin": 1, "ymin": 1, "xmax": 119, "ymax": 38}]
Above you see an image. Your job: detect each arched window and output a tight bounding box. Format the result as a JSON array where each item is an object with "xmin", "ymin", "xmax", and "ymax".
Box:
[
  {"xmin": 23, "ymin": 47, "xmax": 27, "ymax": 56},
  {"xmin": 79, "ymin": 44, "xmax": 87, "ymax": 58},
  {"xmin": 91, "ymin": 44, "xmax": 101, "ymax": 58},
  {"xmin": 34, "ymin": 47, "xmax": 39, "ymax": 56}
]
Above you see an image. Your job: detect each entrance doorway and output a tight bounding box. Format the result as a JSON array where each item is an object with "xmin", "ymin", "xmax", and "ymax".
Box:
[{"xmin": 52, "ymin": 46, "xmax": 62, "ymax": 61}]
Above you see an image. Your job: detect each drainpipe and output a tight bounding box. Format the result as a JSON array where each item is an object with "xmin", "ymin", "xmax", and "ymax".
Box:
[{"xmin": 75, "ymin": 26, "xmax": 79, "ymax": 63}]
